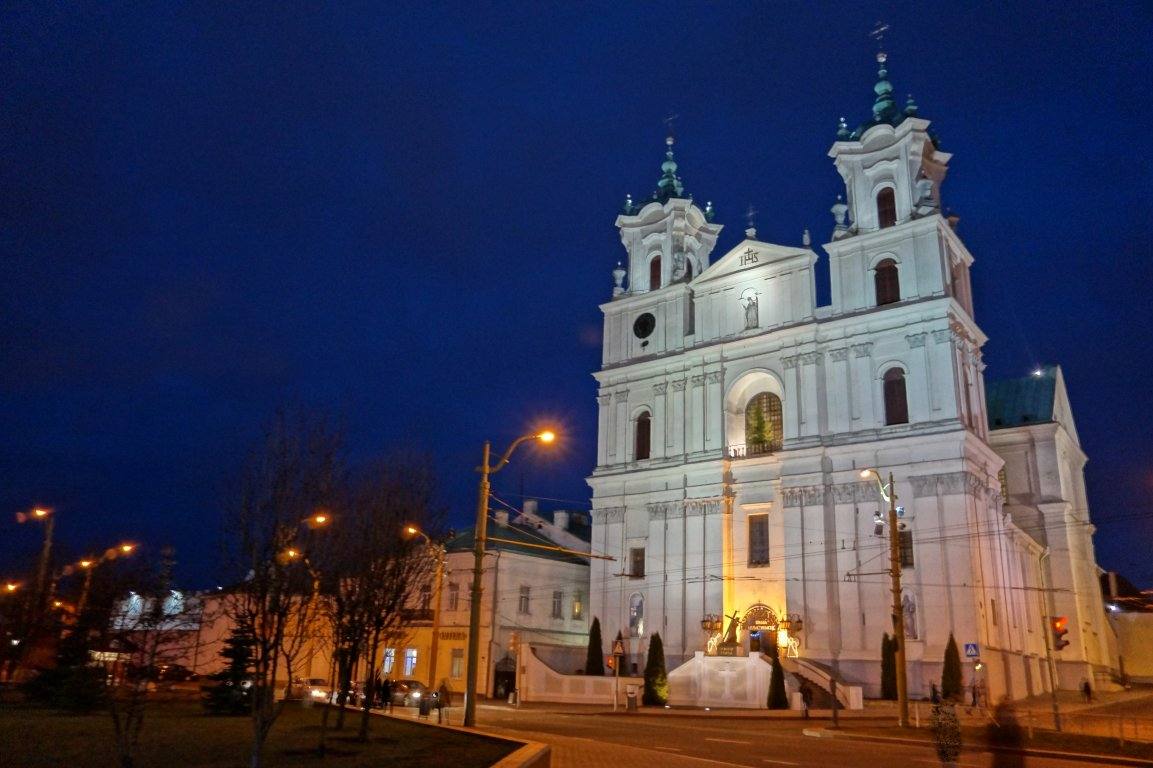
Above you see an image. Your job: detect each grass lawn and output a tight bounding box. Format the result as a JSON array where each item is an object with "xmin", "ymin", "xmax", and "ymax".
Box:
[{"xmin": 0, "ymin": 699, "xmax": 518, "ymax": 768}]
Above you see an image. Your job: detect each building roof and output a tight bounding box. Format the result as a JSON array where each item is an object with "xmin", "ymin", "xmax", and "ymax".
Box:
[
  {"xmin": 445, "ymin": 522, "xmax": 589, "ymax": 566},
  {"xmin": 986, "ymin": 365, "xmax": 1057, "ymax": 430}
]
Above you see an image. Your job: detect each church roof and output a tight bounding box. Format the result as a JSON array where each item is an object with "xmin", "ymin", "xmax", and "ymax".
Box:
[
  {"xmin": 836, "ymin": 51, "xmax": 932, "ymax": 144},
  {"xmin": 621, "ymin": 136, "xmax": 714, "ymax": 221},
  {"xmin": 986, "ymin": 366, "xmax": 1057, "ymax": 430},
  {"xmin": 445, "ymin": 521, "xmax": 589, "ymax": 566}
]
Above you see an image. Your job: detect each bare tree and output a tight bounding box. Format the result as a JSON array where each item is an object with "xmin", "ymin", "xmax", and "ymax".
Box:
[{"xmin": 222, "ymin": 410, "xmax": 342, "ymax": 768}]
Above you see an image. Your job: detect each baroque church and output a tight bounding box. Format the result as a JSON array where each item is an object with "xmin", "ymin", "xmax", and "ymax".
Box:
[{"xmin": 586, "ymin": 49, "xmax": 1117, "ymax": 704}]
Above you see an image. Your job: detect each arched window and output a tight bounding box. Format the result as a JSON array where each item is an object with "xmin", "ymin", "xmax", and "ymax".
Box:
[
  {"xmin": 649, "ymin": 256, "xmax": 662, "ymax": 290},
  {"xmin": 874, "ymin": 258, "xmax": 900, "ymax": 306},
  {"xmin": 744, "ymin": 392, "xmax": 783, "ymax": 455},
  {"xmin": 634, "ymin": 411, "xmax": 651, "ymax": 460},
  {"xmin": 685, "ymin": 260, "xmax": 694, "ymax": 280},
  {"xmin": 883, "ymin": 368, "xmax": 909, "ymax": 426},
  {"xmin": 876, "ymin": 187, "xmax": 897, "ymax": 229}
]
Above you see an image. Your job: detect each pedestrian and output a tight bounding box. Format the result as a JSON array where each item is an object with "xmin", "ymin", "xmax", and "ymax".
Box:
[
  {"xmin": 437, "ymin": 680, "xmax": 451, "ymax": 724},
  {"xmin": 931, "ymin": 682, "xmax": 940, "ymax": 704},
  {"xmin": 380, "ymin": 678, "xmax": 392, "ymax": 713},
  {"xmin": 1081, "ymin": 679, "xmax": 1092, "ymax": 703},
  {"xmin": 799, "ymin": 682, "xmax": 812, "ymax": 720},
  {"xmin": 988, "ymin": 697, "xmax": 1024, "ymax": 768},
  {"xmin": 971, "ymin": 680, "xmax": 980, "ymax": 707},
  {"xmin": 932, "ymin": 701, "xmax": 962, "ymax": 768}
]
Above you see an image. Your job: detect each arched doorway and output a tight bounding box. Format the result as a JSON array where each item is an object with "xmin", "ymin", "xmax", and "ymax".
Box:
[{"xmin": 743, "ymin": 604, "xmax": 778, "ymax": 655}]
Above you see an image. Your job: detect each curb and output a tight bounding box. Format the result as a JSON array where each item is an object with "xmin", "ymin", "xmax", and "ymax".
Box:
[
  {"xmin": 812, "ymin": 728, "xmax": 1153, "ymax": 767},
  {"xmin": 366, "ymin": 706, "xmax": 552, "ymax": 768}
]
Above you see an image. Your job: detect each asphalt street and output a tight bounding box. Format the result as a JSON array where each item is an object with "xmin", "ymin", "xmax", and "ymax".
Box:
[{"xmin": 469, "ymin": 706, "xmax": 1132, "ymax": 768}]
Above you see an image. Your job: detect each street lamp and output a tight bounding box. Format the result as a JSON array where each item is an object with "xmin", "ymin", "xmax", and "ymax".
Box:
[
  {"xmin": 861, "ymin": 468, "xmax": 909, "ymax": 727},
  {"xmin": 463, "ymin": 430, "xmax": 556, "ymax": 727},
  {"xmin": 76, "ymin": 542, "xmax": 137, "ymax": 617},
  {"xmin": 406, "ymin": 525, "xmax": 446, "ymax": 690},
  {"xmin": 15, "ymin": 507, "xmax": 55, "ymax": 616}
]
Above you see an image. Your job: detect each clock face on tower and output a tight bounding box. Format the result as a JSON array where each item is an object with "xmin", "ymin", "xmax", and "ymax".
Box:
[{"xmin": 633, "ymin": 313, "xmax": 656, "ymax": 339}]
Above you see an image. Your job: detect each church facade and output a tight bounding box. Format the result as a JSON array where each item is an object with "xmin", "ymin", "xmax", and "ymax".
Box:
[{"xmin": 586, "ymin": 52, "xmax": 1117, "ymax": 702}]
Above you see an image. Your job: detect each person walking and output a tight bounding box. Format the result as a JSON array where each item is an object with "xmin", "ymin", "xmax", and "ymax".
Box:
[
  {"xmin": 799, "ymin": 682, "xmax": 812, "ymax": 720},
  {"xmin": 932, "ymin": 701, "xmax": 962, "ymax": 768},
  {"xmin": 437, "ymin": 680, "xmax": 452, "ymax": 724},
  {"xmin": 380, "ymin": 678, "xmax": 392, "ymax": 713},
  {"xmin": 988, "ymin": 697, "xmax": 1024, "ymax": 768},
  {"xmin": 1081, "ymin": 679, "xmax": 1093, "ymax": 703}
]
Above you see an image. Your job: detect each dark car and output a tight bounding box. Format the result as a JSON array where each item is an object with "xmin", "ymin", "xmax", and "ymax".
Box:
[{"xmin": 389, "ymin": 679, "xmax": 435, "ymax": 707}]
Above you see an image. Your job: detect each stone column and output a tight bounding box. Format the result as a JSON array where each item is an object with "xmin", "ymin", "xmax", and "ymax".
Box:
[
  {"xmin": 690, "ymin": 374, "xmax": 706, "ymax": 454},
  {"xmin": 799, "ymin": 351, "xmax": 822, "ymax": 433},
  {"xmin": 704, "ymin": 371, "xmax": 723, "ymax": 452},
  {"xmin": 906, "ymin": 332, "xmax": 929, "ymax": 420},
  {"xmin": 782, "ymin": 354, "xmax": 801, "ymax": 437},
  {"xmin": 850, "ymin": 342, "xmax": 874, "ymax": 425},
  {"xmin": 596, "ymin": 393, "xmax": 612, "ymax": 466},
  {"xmin": 614, "ymin": 390, "xmax": 629, "ymax": 461},
  {"xmin": 828, "ymin": 347, "xmax": 850, "ymax": 431},
  {"xmin": 671, "ymin": 379, "xmax": 687, "ymax": 457},
  {"xmin": 652, "ymin": 382, "xmax": 668, "ymax": 458}
]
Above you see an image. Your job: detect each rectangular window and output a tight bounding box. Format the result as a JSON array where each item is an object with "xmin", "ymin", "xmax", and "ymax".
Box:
[
  {"xmin": 572, "ymin": 591, "xmax": 584, "ymax": 620},
  {"xmin": 383, "ymin": 648, "xmax": 396, "ymax": 674},
  {"xmin": 419, "ymin": 585, "xmax": 431, "ymax": 611},
  {"xmin": 403, "ymin": 648, "xmax": 418, "ymax": 676},
  {"xmin": 518, "ymin": 585, "xmax": 531, "ymax": 615},
  {"xmin": 899, "ymin": 530, "xmax": 914, "ymax": 569},
  {"xmin": 447, "ymin": 582, "xmax": 460, "ymax": 611},
  {"xmin": 629, "ymin": 547, "xmax": 645, "ymax": 578},
  {"xmin": 450, "ymin": 648, "xmax": 464, "ymax": 679},
  {"xmin": 551, "ymin": 590, "xmax": 563, "ymax": 619},
  {"xmin": 748, "ymin": 514, "xmax": 770, "ymax": 566}
]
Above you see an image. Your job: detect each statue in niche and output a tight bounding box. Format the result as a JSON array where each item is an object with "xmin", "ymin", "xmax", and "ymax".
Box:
[
  {"xmin": 740, "ymin": 292, "xmax": 759, "ymax": 330},
  {"xmin": 672, "ymin": 250, "xmax": 687, "ymax": 281},
  {"xmin": 902, "ymin": 592, "xmax": 918, "ymax": 640}
]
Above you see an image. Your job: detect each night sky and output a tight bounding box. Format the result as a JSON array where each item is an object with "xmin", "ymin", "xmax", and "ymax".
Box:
[{"xmin": 2, "ymin": 3, "xmax": 1151, "ymax": 588}]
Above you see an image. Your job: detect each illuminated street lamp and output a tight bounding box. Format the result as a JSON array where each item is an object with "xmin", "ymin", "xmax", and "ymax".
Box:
[
  {"xmin": 406, "ymin": 525, "xmax": 446, "ymax": 689},
  {"xmin": 76, "ymin": 542, "xmax": 138, "ymax": 617},
  {"xmin": 463, "ymin": 429, "xmax": 556, "ymax": 727},
  {"xmin": 861, "ymin": 468, "xmax": 909, "ymax": 728},
  {"xmin": 15, "ymin": 507, "xmax": 55, "ymax": 615}
]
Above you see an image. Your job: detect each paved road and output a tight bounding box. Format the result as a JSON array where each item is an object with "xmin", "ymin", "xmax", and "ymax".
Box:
[{"xmin": 470, "ymin": 706, "xmax": 1130, "ymax": 768}]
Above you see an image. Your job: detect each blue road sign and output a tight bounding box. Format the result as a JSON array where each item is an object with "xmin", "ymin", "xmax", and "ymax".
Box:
[{"xmin": 964, "ymin": 642, "xmax": 979, "ymax": 658}]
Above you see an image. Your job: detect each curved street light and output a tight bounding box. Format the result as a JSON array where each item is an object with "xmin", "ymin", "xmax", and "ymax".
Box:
[
  {"xmin": 861, "ymin": 468, "xmax": 909, "ymax": 728},
  {"xmin": 463, "ymin": 430, "xmax": 556, "ymax": 727},
  {"xmin": 406, "ymin": 525, "xmax": 447, "ymax": 690}
]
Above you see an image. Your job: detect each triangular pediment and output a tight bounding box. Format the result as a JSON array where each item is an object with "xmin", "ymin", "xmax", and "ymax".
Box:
[{"xmin": 692, "ymin": 239, "xmax": 814, "ymax": 285}]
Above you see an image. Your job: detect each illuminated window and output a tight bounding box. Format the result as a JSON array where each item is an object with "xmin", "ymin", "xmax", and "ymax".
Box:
[
  {"xmin": 403, "ymin": 648, "xmax": 418, "ymax": 676},
  {"xmin": 649, "ymin": 255, "xmax": 662, "ymax": 289},
  {"xmin": 447, "ymin": 582, "xmax": 459, "ymax": 611},
  {"xmin": 450, "ymin": 648, "xmax": 464, "ymax": 678},
  {"xmin": 629, "ymin": 547, "xmax": 645, "ymax": 578},
  {"xmin": 899, "ymin": 529, "xmax": 914, "ymax": 569},
  {"xmin": 744, "ymin": 392, "xmax": 783, "ymax": 455},
  {"xmin": 572, "ymin": 591, "xmax": 584, "ymax": 620},
  {"xmin": 634, "ymin": 412, "xmax": 651, "ymax": 460},
  {"xmin": 518, "ymin": 585, "xmax": 531, "ymax": 615},
  {"xmin": 551, "ymin": 591, "xmax": 563, "ymax": 619},
  {"xmin": 874, "ymin": 259, "xmax": 900, "ymax": 306},
  {"xmin": 748, "ymin": 514, "xmax": 770, "ymax": 566},
  {"xmin": 383, "ymin": 648, "xmax": 396, "ymax": 674},
  {"xmin": 883, "ymin": 368, "xmax": 909, "ymax": 426},
  {"xmin": 877, "ymin": 187, "xmax": 897, "ymax": 228}
]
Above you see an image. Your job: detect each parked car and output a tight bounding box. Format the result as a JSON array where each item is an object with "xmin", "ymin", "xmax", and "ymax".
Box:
[
  {"xmin": 285, "ymin": 677, "xmax": 332, "ymax": 701},
  {"xmin": 389, "ymin": 679, "xmax": 436, "ymax": 707}
]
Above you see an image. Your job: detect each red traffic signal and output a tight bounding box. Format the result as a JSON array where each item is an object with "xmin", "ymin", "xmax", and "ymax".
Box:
[{"xmin": 1051, "ymin": 616, "xmax": 1070, "ymax": 651}]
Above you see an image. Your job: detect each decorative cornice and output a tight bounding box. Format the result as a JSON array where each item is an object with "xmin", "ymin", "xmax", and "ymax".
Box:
[
  {"xmin": 829, "ymin": 347, "xmax": 849, "ymax": 362},
  {"xmin": 907, "ymin": 332, "xmax": 928, "ymax": 349},
  {"xmin": 597, "ymin": 393, "xmax": 612, "ymax": 406},
  {"xmin": 684, "ymin": 498, "xmax": 723, "ymax": 517},
  {"xmin": 613, "ymin": 391, "xmax": 629, "ymax": 403},
  {"xmin": 691, "ymin": 375, "xmax": 706, "ymax": 387},
  {"xmin": 592, "ymin": 506, "xmax": 626, "ymax": 524},
  {"xmin": 799, "ymin": 351, "xmax": 822, "ymax": 365},
  {"xmin": 671, "ymin": 379, "xmax": 688, "ymax": 392},
  {"xmin": 646, "ymin": 501, "xmax": 681, "ymax": 520},
  {"xmin": 932, "ymin": 329, "xmax": 951, "ymax": 345},
  {"xmin": 783, "ymin": 480, "xmax": 879, "ymax": 508},
  {"xmin": 705, "ymin": 371, "xmax": 723, "ymax": 384},
  {"xmin": 653, "ymin": 382, "xmax": 668, "ymax": 395},
  {"xmin": 909, "ymin": 471, "xmax": 997, "ymax": 500},
  {"xmin": 782, "ymin": 355, "xmax": 800, "ymax": 370},
  {"xmin": 852, "ymin": 342, "xmax": 874, "ymax": 358}
]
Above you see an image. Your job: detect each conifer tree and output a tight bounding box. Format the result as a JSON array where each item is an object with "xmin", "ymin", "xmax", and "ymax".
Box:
[
  {"xmin": 204, "ymin": 625, "xmax": 255, "ymax": 715},
  {"xmin": 747, "ymin": 401, "xmax": 767, "ymax": 449},
  {"xmin": 767, "ymin": 653, "xmax": 789, "ymax": 709},
  {"xmin": 585, "ymin": 617, "xmax": 604, "ymax": 676},
  {"xmin": 941, "ymin": 633, "xmax": 963, "ymax": 701},
  {"xmin": 880, "ymin": 632, "xmax": 897, "ymax": 700},
  {"xmin": 642, "ymin": 633, "xmax": 668, "ymax": 705}
]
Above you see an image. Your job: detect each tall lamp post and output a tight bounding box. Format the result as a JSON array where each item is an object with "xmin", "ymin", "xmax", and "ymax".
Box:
[
  {"xmin": 405, "ymin": 525, "xmax": 446, "ymax": 690},
  {"xmin": 861, "ymin": 468, "xmax": 909, "ymax": 728},
  {"xmin": 463, "ymin": 430, "xmax": 555, "ymax": 728}
]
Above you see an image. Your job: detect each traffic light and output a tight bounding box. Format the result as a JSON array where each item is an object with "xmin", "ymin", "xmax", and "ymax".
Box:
[
  {"xmin": 605, "ymin": 655, "xmax": 615, "ymax": 671},
  {"xmin": 1051, "ymin": 616, "xmax": 1070, "ymax": 650}
]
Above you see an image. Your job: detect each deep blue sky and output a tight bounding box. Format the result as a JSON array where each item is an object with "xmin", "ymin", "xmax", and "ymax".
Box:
[{"xmin": 2, "ymin": 2, "xmax": 1151, "ymax": 588}]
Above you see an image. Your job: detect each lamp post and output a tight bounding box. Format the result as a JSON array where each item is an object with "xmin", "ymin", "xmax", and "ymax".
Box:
[
  {"xmin": 463, "ymin": 430, "xmax": 555, "ymax": 728},
  {"xmin": 862, "ymin": 468, "xmax": 909, "ymax": 728},
  {"xmin": 406, "ymin": 525, "xmax": 446, "ymax": 690}
]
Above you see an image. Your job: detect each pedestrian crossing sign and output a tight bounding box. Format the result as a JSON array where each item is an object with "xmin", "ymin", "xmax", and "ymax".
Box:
[
  {"xmin": 964, "ymin": 642, "xmax": 979, "ymax": 658},
  {"xmin": 612, "ymin": 639, "xmax": 625, "ymax": 656}
]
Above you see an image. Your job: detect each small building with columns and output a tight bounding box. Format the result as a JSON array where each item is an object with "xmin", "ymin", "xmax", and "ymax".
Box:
[{"xmin": 586, "ymin": 51, "xmax": 1117, "ymax": 703}]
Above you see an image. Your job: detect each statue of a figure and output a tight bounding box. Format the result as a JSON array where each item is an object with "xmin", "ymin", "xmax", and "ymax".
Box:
[
  {"xmin": 721, "ymin": 611, "xmax": 742, "ymax": 645},
  {"xmin": 902, "ymin": 592, "xmax": 918, "ymax": 640},
  {"xmin": 742, "ymin": 294, "xmax": 759, "ymax": 330}
]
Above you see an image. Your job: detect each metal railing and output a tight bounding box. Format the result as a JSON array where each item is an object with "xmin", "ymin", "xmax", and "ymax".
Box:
[{"xmin": 727, "ymin": 441, "xmax": 781, "ymax": 459}]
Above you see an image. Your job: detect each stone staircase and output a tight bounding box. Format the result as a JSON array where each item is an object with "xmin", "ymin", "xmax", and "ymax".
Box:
[{"xmin": 780, "ymin": 656, "xmax": 865, "ymax": 710}]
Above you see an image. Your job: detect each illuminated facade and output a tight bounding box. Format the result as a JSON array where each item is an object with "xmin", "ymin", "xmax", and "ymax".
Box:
[{"xmin": 587, "ymin": 52, "xmax": 1117, "ymax": 703}]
